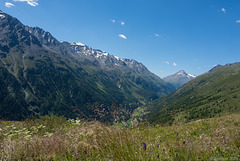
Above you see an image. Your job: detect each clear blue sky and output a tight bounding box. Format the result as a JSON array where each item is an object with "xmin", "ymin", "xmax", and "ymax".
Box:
[{"xmin": 1, "ymin": 0, "xmax": 240, "ymax": 77}]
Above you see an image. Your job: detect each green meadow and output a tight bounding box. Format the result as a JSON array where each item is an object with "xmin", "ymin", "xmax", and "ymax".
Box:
[{"xmin": 0, "ymin": 114, "xmax": 239, "ymax": 160}]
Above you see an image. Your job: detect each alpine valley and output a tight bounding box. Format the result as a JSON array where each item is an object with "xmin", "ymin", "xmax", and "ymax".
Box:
[
  {"xmin": 145, "ymin": 63, "xmax": 240, "ymax": 125},
  {"xmin": 0, "ymin": 11, "xmax": 175, "ymax": 121}
]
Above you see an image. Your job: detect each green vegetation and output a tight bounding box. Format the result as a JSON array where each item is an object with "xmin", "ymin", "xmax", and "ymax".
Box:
[
  {"xmin": 0, "ymin": 114, "xmax": 239, "ymax": 160},
  {"xmin": 146, "ymin": 63, "xmax": 240, "ymax": 125},
  {"xmin": 0, "ymin": 44, "xmax": 173, "ymax": 122}
]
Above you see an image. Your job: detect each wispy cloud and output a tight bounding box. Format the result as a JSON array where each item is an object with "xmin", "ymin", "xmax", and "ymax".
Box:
[
  {"xmin": 111, "ymin": 19, "xmax": 116, "ymax": 23},
  {"xmin": 236, "ymin": 20, "xmax": 240, "ymax": 23},
  {"xmin": 13, "ymin": 0, "xmax": 38, "ymax": 7},
  {"xmin": 221, "ymin": 8, "xmax": 226, "ymax": 14},
  {"xmin": 120, "ymin": 21, "xmax": 125, "ymax": 26},
  {"xmin": 118, "ymin": 34, "xmax": 127, "ymax": 39},
  {"xmin": 5, "ymin": 2, "xmax": 15, "ymax": 8},
  {"xmin": 163, "ymin": 61, "xmax": 169, "ymax": 64},
  {"xmin": 173, "ymin": 62, "xmax": 177, "ymax": 66},
  {"xmin": 154, "ymin": 33, "xmax": 160, "ymax": 37}
]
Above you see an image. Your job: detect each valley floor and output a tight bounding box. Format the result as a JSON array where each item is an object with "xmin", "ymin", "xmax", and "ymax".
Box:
[{"xmin": 0, "ymin": 114, "xmax": 239, "ymax": 160}]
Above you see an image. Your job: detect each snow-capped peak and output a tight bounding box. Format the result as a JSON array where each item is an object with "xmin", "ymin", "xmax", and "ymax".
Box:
[{"xmin": 177, "ymin": 70, "xmax": 186, "ymax": 76}]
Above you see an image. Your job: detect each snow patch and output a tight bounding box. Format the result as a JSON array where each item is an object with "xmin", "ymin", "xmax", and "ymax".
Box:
[
  {"xmin": 95, "ymin": 53, "xmax": 101, "ymax": 58},
  {"xmin": 76, "ymin": 42, "xmax": 85, "ymax": 46},
  {"xmin": 0, "ymin": 14, "xmax": 5, "ymax": 19},
  {"xmin": 70, "ymin": 42, "xmax": 85, "ymax": 46},
  {"xmin": 115, "ymin": 56, "xmax": 120, "ymax": 60},
  {"xmin": 102, "ymin": 52, "xmax": 109, "ymax": 56},
  {"xmin": 177, "ymin": 71, "xmax": 185, "ymax": 76},
  {"xmin": 188, "ymin": 74, "xmax": 196, "ymax": 78}
]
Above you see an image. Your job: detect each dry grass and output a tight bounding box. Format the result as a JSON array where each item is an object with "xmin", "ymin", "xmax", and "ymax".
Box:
[{"xmin": 0, "ymin": 114, "xmax": 239, "ymax": 160}]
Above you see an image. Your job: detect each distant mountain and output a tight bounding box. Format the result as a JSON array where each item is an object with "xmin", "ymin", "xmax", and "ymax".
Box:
[
  {"xmin": 163, "ymin": 70, "xmax": 196, "ymax": 89},
  {"xmin": 146, "ymin": 63, "xmax": 240, "ymax": 125},
  {"xmin": 0, "ymin": 11, "xmax": 174, "ymax": 121}
]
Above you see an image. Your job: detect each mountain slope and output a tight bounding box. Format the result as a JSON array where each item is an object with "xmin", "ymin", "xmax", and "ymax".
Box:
[
  {"xmin": 163, "ymin": 70, "xmax": 196, "ymax": 89},
  {"xmin": 0, "ymin": 11, "xmax": 174, "ymax": 121},
  {"xmin": 146, "ymin": 63, "xmax": 240, "ymax": 125}
]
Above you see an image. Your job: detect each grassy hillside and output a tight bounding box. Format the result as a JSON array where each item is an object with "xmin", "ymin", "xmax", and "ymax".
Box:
[
  {"xmin": 0, "ymin": 114, "xmax": 239, "ymax": 160},
  {"xmin": 146, "ymin": 63, "xmax": 240, "ymax": 125}
]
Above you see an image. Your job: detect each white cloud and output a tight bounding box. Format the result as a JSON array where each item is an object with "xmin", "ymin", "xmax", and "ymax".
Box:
[
  {"xmin": 5, "ymin": 2, "xmax": 15, "ymax": 8},
  {"xmin": 120, "ymin": 21, "xmax": 125, "ymax": 26},
  {"xmin": 236, "ymin": 20, "xmax": 240, "ymax": 23},
  {"xmin": 163, "ymin": 61, "xmax": 169, "ymax": 64},
  {"xmin": 118, "ymin": 34, "xmax": 127, "ymax": 39},
  {"xmin": 13, "ymin": 0, "xmax": 38, "ymax": 7},
  {"xmin": 173, "ymin": 62, "xmax": 177, "ymax": 66},
  {"xmin": 111, "ymin": 19, "xmax": 116, "ymax": 23},
  {"xmin": 221, "ymin": 8, "xmax": 226, "ymax": 13},
  {"xmin": 154, "ymin": 33, "xmax": 160, "ymax": 37}
]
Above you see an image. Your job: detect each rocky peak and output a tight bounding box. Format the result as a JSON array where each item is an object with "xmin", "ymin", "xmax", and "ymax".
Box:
[
  {"xmin": 163, "ymin": 70, "xmax": 196, "ymax": 89},
  {"xmin": 25, "ymin": 26, "xmax": 59, "ymax": 47},
  {"xmin": 0, "ymin": 11, "xmax": 41, "ymax": 49}
]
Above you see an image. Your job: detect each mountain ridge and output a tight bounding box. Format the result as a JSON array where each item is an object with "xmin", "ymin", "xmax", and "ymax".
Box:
[{"xmin": 0, "ymin": 11, "xmax": 174, "ymax": 121}]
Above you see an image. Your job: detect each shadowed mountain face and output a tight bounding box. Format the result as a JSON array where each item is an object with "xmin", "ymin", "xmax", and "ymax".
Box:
[
  {"xmin": 163, "ymin": 70, "xmax": 196, "ymax": 89},
  {"xmin": 0, "ymin": 11, "xmax": 174, "ymax": 121},
  {"xmin": 146, "ymin": 63, "xmax": 240, "ymax": 125}
]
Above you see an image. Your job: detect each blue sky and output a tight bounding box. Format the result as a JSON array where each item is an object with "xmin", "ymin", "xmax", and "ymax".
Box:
[{"xmin": 1, "ymin": 0, "xmax": 240, "ymax": 78}]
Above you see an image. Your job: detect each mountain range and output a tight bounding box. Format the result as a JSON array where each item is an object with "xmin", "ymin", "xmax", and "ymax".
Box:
[{"xmin": 0, "ymin": 11, "xmax": 175, "ymax": 121}]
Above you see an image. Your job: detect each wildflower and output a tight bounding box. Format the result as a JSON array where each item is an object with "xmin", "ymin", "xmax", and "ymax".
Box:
[
  {"xmin": 177, "ymin": 132, "xmax": 179, "ymax": 136},
  {"xmin": 157, "ymin": 144, "xmax": 159, "ymax": 148},
  {"xmin": 142, "ymin": 142, "xmax": 147, "ymax": 150}
]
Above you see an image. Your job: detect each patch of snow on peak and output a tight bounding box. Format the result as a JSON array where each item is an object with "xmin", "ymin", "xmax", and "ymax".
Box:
[
  {"xmin": 95, "ymin": 53, "xmax": 101, "ymax": 58},
  {"xmin": 102, "ymin": 52, "xmax": 109, "ymax": 56},
  {"xmin": 0, "ymin": 14, "xmax": 5, "ymax": 19},
  {"xmin": 70, "ymin": 42, "xmax": 85, "ymax": 46},
  {"xmin": 188, "ymin": 74, "xmax": 196, "ymax": 78},
  {"xmin": 115, "ymin": 56, "xmax": 120, "ymax": 60},
  {"xmin": 177, "ymin": 70, "xmax": 185, "ymax": 76},
  {"xmin": 76, "ymin": 42, "xmax": 85, "ymax": 46}
]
